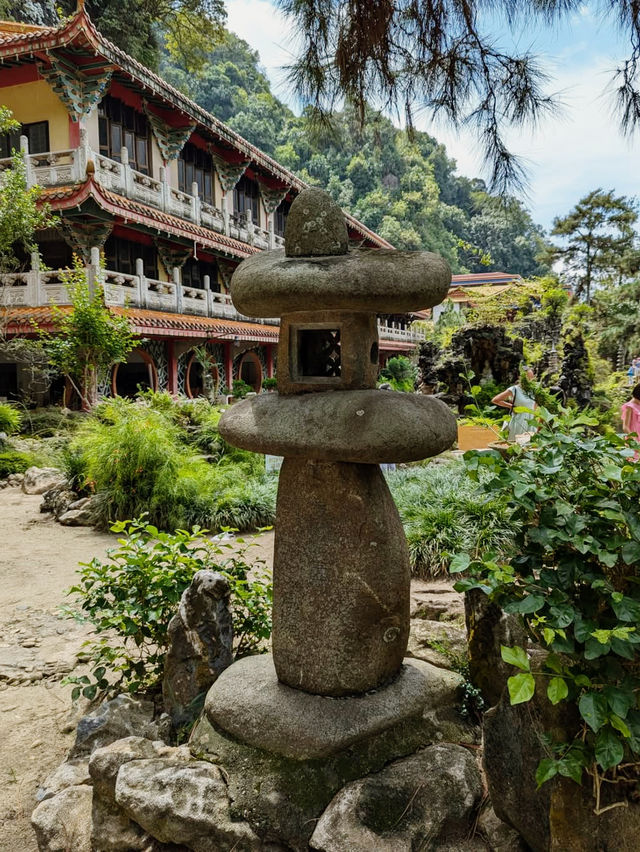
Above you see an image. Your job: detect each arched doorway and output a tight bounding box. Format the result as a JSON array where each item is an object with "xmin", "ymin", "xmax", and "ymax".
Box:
[
  {"xmin": 112, "ymin": 349, "xmax": 158, "ymax": 398},
  {"xmin": 238, "ymin": 351, "xmax": 262, "ymax": 392},
  {"xmin": 186, "ymin": 351, "xmax": 220, "ymax": 399}
]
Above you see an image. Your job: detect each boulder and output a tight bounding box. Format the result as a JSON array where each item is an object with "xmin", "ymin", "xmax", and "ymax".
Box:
[
  {"xmin": 22, "ymin": 466, "xmax": 66, "ymax": 495},
  {"xmin": 407, "ymin": 619, "xmax": 468, "ymax": 669},
  {"xmin": 36, "ymin": 758, "xmax": 90, "ymax": 802},
  {"xmin": 91, "ymin": 795, "xmax": 152, "ymax": 852},
  {"xmin": 477, "ymin": 805, "xmax": 527, "ymax": 851},
  {"xmin": 115, "ymin": 757, "xmax": 262, "ymax": 851},
  {"xmin": 309, "ymin": 743, "xmax": 482, "ymax": 851},
  {"xmin": 6, "ymin": 472, "xmax": 24, "ymax": 486},
  {"xmin": 163, "ymin": 570, "xmax": 233, "ymax": 728},
  {"xmin": 31, "ymin": 784, "xmax": 93, "ymax": 852},
  {"xmin": 70, "ymin": 694, "xmax": 170, "ymax": 758},
  {"xmin": 58, "ymin": 496, "xmax": 98, "ymax": 526},
  {"xmin": 40, "ymin": 484, "xmax": 76, "ymax": 519},
  {"xmin": 465, "ymin": 588, "xmax": 527, "ymax": 708}
]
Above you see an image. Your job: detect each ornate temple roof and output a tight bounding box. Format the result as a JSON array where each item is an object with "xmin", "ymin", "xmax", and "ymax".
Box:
[{"xmin": 0, "ymin": 5, "xmax": 392, "ymax": 250}]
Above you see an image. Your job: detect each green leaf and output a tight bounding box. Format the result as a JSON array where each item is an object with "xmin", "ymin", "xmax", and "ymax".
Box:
[
  {"xmin": 579, "ymin": 693, "xmax": 608, "ymax": 733},
  {"xmin": 603, "ymin": 686, "xmax": 636, "ymax": 718},
  {"xmin": 621, "ymin": 540, "xmax": 640, "ymax": 565},
  {"xmin": 612, "ymin": 596, "xmax": 640, "ymax": 622},
  {"xmin": 595, "ymin": 728, "xmax": 624, "ymax": 770},
  {"xmin": 449, "ymin": 553, "xmax": 471, "ymax": 574},
  {"xmin": 557, "ymin": 757, "xmax": 584, "ymax": 784},
  {"xmin": 547, "ymin": 677, "xmax": 568, "ymax": 705},
  {"xmin": 501, "ymin": 645, "xmax": 530, "ymax": 671},
  {"xmin": 536, "ymin": 758, "xmax": 558, "ymax": 788},
  {"xmin": 542, "ymin": 627, "xmax": 556, "ymax": 646},
  {"xmin": 505, "ymin": 595, "xmax": 545, "ymax": 614},
  {"xmin": 610, "ymin": 714, "xmax": 631, "ymax": 738},
  {"xmin": 601, "ymin": 464, "xmax": 623, "ymax": 482},
  {"xmin": 507, "ymin": 672, "xmax": 536, "ymax": 705}
]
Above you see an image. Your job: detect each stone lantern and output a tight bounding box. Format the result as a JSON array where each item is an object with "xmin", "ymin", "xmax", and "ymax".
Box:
[{"xmin": 201, "ymin": 188, "xmax": 457, "ymax": 755}]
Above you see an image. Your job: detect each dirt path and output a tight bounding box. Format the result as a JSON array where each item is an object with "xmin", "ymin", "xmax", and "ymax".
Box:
[{"xmin": 0, "ymin": 487, "xmax": 274, "ymax": 851}]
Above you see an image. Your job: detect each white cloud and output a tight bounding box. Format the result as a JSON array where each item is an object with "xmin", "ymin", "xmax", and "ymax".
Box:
[{"xmin": 225, "ymin": 0, "xmax": 299, "ymax": 105}]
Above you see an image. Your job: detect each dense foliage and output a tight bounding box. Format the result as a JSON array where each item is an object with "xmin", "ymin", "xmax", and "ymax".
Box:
[
  {"xmin": 390, "ymin": 462, "xmax": 516, "ymax": 577},
  {"xmin": 455, "ymin": 409, "xmax": 640, "ymax": 799},
  {"xmin": 69, "ymin": 393, "xmax": 276, "ymax": 532},
  {"xmin": 65, "ymin": 518, "xmax": 272, "ymax": 700}
]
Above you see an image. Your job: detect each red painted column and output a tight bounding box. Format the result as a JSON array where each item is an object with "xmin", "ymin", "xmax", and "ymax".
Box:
[
  {"xmin": 68, "ymin": 116, "xmax": 81, "ymax": 148},
  {"xmin": 266, "ymin": 344, "xmax": 274, "ymax": 378},
  {"xmin": 167, "ymin": 340, "xmax": 178, "ymax": 395},
  {"xmin": 224, "ymin": 341, "xmax": 234, "ymax": 392}
]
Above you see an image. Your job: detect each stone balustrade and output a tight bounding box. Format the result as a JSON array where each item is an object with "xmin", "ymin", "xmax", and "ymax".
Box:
[
  {"xmin": 1, "ymin": 265, "xmax": 421, "ymax": 342},
  {"xmin": 5, "ymin": 137, "xmax": 287, "ymax": 250}
]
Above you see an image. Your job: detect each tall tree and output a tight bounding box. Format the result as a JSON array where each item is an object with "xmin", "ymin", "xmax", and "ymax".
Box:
[
  {"xmin": 548, "ymin": 189, "xmax": 638, "ymax": 303},
  {"xmin": 277, "ymin": 1, "xmax": 640, "ymax": 192}
]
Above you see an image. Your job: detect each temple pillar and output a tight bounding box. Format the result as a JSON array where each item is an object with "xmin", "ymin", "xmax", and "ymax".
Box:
[
  {"xmin": 224, "ymin": 341, "xmax": 233, "ymax": 392},
  {"xmin": 167, "ymin": 340, "xmax": 178, "ymax": 395}
]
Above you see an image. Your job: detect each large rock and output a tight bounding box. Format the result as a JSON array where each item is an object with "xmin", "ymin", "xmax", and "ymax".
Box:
[
  {"xmin": 163, "ymin": 570, "xmax": 233, "ymax": 728},
  {"xmin": 484, "ymin": 654, "xmax": 640, "ymax": 851},
  {"xmin": 230, "ymin": 247, "xmax": 451, "ymax": 316},
  {"xmin": 309, "ymin": 743, "xmax": 483, "ymax": 851},
  {"xmin": 40, "ymin": 483, "xmax": 76, "ymax": 518},
  {"xmin": 36, "ymin": 758, "xmax": 90, "ymax": 802},
  {"xmin": 465, "ymin": 588, "xmax": 528, "ymax": 708},
  {"xmin": 22, "ymin": 466, "xmax": 66, "ymax": 495},
  {"xmin": 115, "ymin": 757, "xmax": 262, "ymax": 851},
  {"xmin": 58, "ymin": 496, "xmax": 98, "ymax": 526},
  {"xmin": 407, "ymin": 619, "xmax": 468, "ymax": 670},
  {"xmin": 70, "ymin": 694, "xmax": 170, "ymax": 758},
  {"xmin": 31, "ymin": 784, "xmax": 93, "ymax": 852}
]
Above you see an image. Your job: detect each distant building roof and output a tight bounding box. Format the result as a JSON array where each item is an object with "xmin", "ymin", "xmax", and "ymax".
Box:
[{"xmin": 450, "ymin": 271, "xmax": 524, "ymax": 287}]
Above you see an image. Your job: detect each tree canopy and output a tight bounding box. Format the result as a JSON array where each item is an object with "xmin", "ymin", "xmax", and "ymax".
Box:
[{"xmin": 547, "ymin": 189, "xmax": 639, "ymax": 303}]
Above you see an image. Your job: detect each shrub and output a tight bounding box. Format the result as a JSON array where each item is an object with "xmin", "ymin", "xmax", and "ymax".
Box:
[
  {"xmin": 455, "ymin": 408, "xmax": 640, "ymax": 801},
  {"xmin": 0, "ymin": 450, "xmax": 33, "ymax": 478},
  {"xmin": 69, "ymin": 394, "xmax": 274, "ymax": 531},
  {"xmin": 232, "ymin": 379, "xmax": 253, "ymax": 399},
  {"xmin": 389, "ymin": 462, "xmax": 516, "ymax": 577},
  {"xmin": 0, "ymin": 403, "xmax": 20, "ymax": 437},
  {"xmin": 64, "ymin": 518, "xmax": 272, "ymax": 700},
  {"xmin": 380, "ymin": 355, "xmax": 417, "ymax": 392},
  {"xmin": 20, "ymin": 407, "xmax": 84, "ymax": 438},
  {"xmin": 262, "ymin": 377, "xmax": 277, "ymax": 390}
]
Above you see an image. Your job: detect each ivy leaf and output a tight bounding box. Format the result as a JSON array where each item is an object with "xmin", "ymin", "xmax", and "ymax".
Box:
[
  {"xmin": 612, "ymin": 596, "xmax": 640, "ymax": 622},
  {"xmin": 449, "ymin": 553, "xmax": 471, "ymax": 574},
  {"xmin": 595, "ymin": 728, "xmax": 624, "ymax": 770},
  {"xmin": 508, "ymin": 672, "xmax": 536, "ymax": 705},
  {"xmin": 601, "ymin": 464, "xmax": 623, "ymax": 482},
  {"xmin": 536, "ymin": 758, "xmax": 558, "ymax": 788},
  {"xmin": 584, "ymin": 637, "xmax": 610, "ymax": 659},
  {"xmin": 547, "ymin": 677, "xmax": 568, "ymax": 705},
  {"xmin": 542, "ymin": 627, "xmax": 556, "ymax": 646},
  {"xmin": 504, "ymin": 595, "xmax": 545, "ymax": 614},
  {"xmin": 609, "ymin": 714, "xmax": 631, "ymax": 738},
  {"xmin": 603, "ymin": 686, "xmax": 636, "ymax": 718},
  {"xmin": 621, "ymin": 541, "xmax": 640, "ymax": 565},
  {"xmin": 501, "ymin": 645, "xmax": 530, "ymax": 671},
  {"xmin": 579, "ymin": 693, "xmax": 608, "ymax": 732},
  {"xmin": 557, "ymin": 756, "xmax": 584, "ymax": 784}
]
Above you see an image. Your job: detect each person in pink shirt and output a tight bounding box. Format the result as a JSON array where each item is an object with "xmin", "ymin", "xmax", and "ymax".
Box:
[{"xmin": 621, "ymin": 384, "xmax": 640, "ymax": 437}]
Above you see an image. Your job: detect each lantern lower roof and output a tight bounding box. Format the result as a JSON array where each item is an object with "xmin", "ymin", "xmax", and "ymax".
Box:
[{"xmin": 230, "ymin": 247, "xmax": 452, "ymax": 316}]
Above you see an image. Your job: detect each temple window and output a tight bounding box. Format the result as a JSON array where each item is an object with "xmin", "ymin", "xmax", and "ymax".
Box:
[
  {"xmin": 178, "ymin": 143, "xmax": 215, "ymax": 204},
  {"xmin": 0, "ymin": 120, "xmax": 49, "ymax": 157},
  {"xmin": 274, "ymin": 198, "xmax": 291, "ymax": 237},
  {"xmin": 98, "ymin": 96, "xmax": 151, "ymax": 175},
  {"xmin": 37, "ymin": 228, "xmax": 73, "ymax": 269},
  {"xmin": 104, "ymin": 235, "xmax": 157, "ymax": 279},
  {"xmin": 234, "ymin": 174, "xmax": 260, "ymax": 224},
  {"xmin": 181, "ymin": 257, "xmax": 219, "ymax": 290}
]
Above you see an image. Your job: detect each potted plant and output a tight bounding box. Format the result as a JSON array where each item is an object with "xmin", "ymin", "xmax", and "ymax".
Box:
[{"xmin": 262, "ymin": 377, "xmax": 278, "ymax": 392}]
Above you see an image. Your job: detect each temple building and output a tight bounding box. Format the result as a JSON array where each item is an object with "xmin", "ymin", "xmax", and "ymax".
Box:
[
  {"xmin": 431, "ymin": 271, "xmax": 525, "ymax": 321},
  {"xmin": 0, "ymin": 5, "xmax": 423, "ymax": 404}
]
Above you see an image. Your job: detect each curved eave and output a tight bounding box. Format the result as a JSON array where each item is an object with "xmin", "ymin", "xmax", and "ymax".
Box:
[
  {"xmin": 3, "ymin": 304, "xmax": 279, "ymax": 342},
  {"xmin": 0, "ymin": 8, "xmax": 392, "ymax": 250},
  {"xmin": 41, "ymin": 178, "xmax": 258, "ymax": 260}
]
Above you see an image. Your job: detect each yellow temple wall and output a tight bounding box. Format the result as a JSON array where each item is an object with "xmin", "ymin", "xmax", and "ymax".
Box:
[{"xmin": 0, "ymin": 80, "xmax": 70, "ymax": 149}]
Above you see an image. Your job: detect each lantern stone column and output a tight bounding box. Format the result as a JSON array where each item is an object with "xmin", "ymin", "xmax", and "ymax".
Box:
[{"xmin": 202, "ymin": 187, "xmax": 457, "ymax": 754}]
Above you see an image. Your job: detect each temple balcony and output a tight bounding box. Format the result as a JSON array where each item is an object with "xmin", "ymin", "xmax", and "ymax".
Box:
[
  {"xmin": 0, "ymin": 138, "xmax": 285, "ymax": 251},
  {"xmin": 0, "ymin": 264, "xmax": 426, "ymax": 346}
]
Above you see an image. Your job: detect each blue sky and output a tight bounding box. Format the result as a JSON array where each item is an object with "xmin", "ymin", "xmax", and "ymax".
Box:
[{"xmin": 225, "ymin": 1, "xmax": 640, "ymax": 233}]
